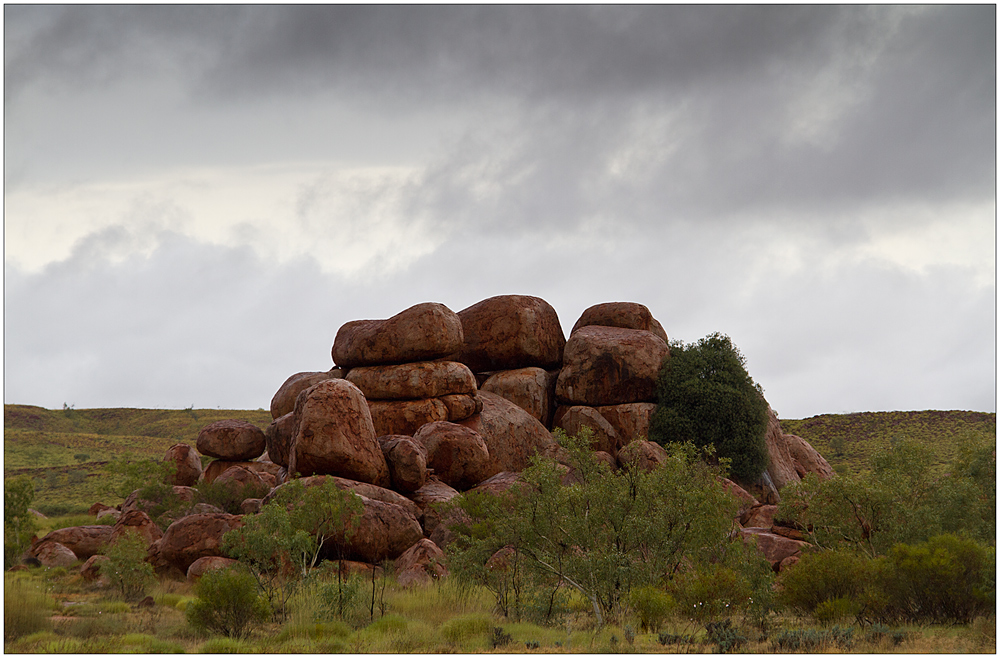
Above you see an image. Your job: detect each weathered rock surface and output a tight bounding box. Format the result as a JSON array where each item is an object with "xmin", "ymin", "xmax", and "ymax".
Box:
[
  {"xmin": 379, "ymin": 435, "xmax": 428, "ymax": 493},
  {"xmin": 553, "ymin": 405, "xmax": 624, "ymax": 456},
  {"xmin": 121, "ymin": 485, "xmax": 198, "ymax": 518},
  {"xmin": 163, "ymin": 443, "xmax": 203, "ymax": 487},
  {"xmin": 197, "ymin": 420, "xmax": 267, "ymax": 461},
  {"xmin": 33, "ymin": 525, "xmax": 113, "ymax": 561},
  {"xmin": 148, "ymin": 513, "xmax": 244, "ymax": 575},
  {"xmin": 452, "ymin": 295, "xmax": 566, "ymax": 372},
  {"xmin": 271, "ymin": 370, "xmax": 342, "ymax": 419},
  {"xmin": 110, "ymin": 510, "xmax": 163, "ymax": 548},
  {"xmin": 290, "ymin": 379, "xmax": 390, "ymax": 487},
  {"xmin": 333, "ymin": 302, "xmax": 463, "ymax": 368},
  {"xmin": 395, "ymin": 538, "xmax": 448, "ymax": 588},
  {"xmin": 571, "ymin": 302, "xmax": 669, "ymax": 344},
  {"xmin": 785, "ymin": 432, "xmax": 836, "ymax": 480},
  {"xmin": 202, "ymin": 459, "xmax": 282, "ymax": 485},
  {"xmin": 80, "ymin": 555, "xmax": 110, "ymax": 584},
  {"xmin": 346, "ymin": 361, "xmax": 476, "ymax": 400},
  {"xmin": 739, "ymin": 527, "xmax": 812, "ymax": 572},
  {"xmin": 264, "ymin": 412, "xmax": 296, "ymax": 468},
  {"xmin": 480, "ymin": 367, "xmax": 558, "ymax": 427},
  {"xmin": 413, "ymin": 421, "xmax": 493, "ymax": 491},
  {"xmin": 556, "ymin": 326, "xmax": 669, "ymax": 406},
  {"xmin": 186, "ymin": 556, "xmax": 239, "ymax": 583},
  {"xmin": 406, "ymin": 477, "xmax": 460, "ymax": 541},
  {"xmin": 595, "ymin": 402, "xmax": 657, "ymax": 443},
  {"xmin": 720, "ymin": 478, "xmax": 759, "ymax": 516},
  {"xmin": 367, "ymin": 395, "xmax": 481, "ymax": 436},
  {"xmin": 616, "ymin": 440, "xmax": 668, "ymax": 472},
  {"xmin": 740, "ymin": 504, "xmax": 778, "ymax": 529},
  {"xmin": 35, "ymin": 541, "xmax": 77, "ymax": 567},
  {"xmin": 263, "ymin": 475, "xmax": 421, "ymax": 520},
  {"xmin": 457, "ymin": 391, "xmax": 557, "ymax": 473},
  {"xmin": 213, "ymin": 465, "xmax": 270, "ymax": 500},
  {"xmin": 323, "ymin": 496, "xmax": 423, "ymax": 563},
  {"xmin": 88, "ymin": 502, "xmax": 115, "ymax": 516},
  {"xmin": 469, "ymin": 471, "xmax": 524, "ymax": 498}
]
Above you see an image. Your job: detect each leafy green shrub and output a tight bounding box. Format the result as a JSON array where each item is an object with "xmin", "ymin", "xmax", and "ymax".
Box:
[
  {"xmin": 674, "ymin": 564, "xmax": 751, "ymax": 621},
  {"xmin": 185, "ymin": 567, "xmax": 270, "ymax": 639},
  {"xmin": 627, "ymin": 586, "xmax": 675, "ymax": 632},
  {"xmin": 439, "ymin": 612, "xmax": 494, "ymax": 644},
  {"xmin": 4, "ymin": 574, "xmax": 53, "ymax": 640},
  {"xmin": 101, "ymin": 530, "xmax": 155, "ymax": 601},
  {"xmin": 195, "ymin": 478, "xmax": 272, "ymax": 515},
  {"xmin": 648, "ymin": 333, "xmax": 769, "ymax": 482},
  {"xmin": 777, "ymin": 548, "xmax": 873, "ymax": 615},
  {"xmin": 5, "ymin": 476, "xmax": 38, "ymax": 570},
  {"xmin": 886, "ymin": 533, "xmax": 995, "ymax": 624},
  {"xmin": 813, "ymin": 597, "xmax": 861, "ymax": 625},
  {"xmin": 705, "ymin": 619, "xmax": 747, "ymax": 653}
]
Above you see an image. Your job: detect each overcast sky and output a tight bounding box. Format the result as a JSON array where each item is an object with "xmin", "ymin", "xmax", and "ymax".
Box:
[{"xmin": 4, "ymin": 5, "xmax": 996, "ymax": 419}]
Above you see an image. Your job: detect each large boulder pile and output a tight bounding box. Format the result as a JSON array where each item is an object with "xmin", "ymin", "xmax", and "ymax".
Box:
[{"xmin": 49, "ymin": 294, "xmax": 834, "ymax": 582}]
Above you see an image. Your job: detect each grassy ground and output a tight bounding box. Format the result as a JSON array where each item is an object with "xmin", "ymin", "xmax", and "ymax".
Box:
[
  {"xmin": 4, "ymin": 405, "xmax": 273, "ymax": 515},
  {"xmin": 5, "ymin": 567, "xmax": 994, "ymax": 654}
]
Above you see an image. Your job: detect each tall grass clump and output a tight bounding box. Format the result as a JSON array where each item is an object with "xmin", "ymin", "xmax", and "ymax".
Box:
[
  {"xmin": 4, "ymin": 573, "xmax": 54, "ymax": 641},
  {"xmin": 439, "ymin": 612, "xmax": 494, "ymax": 647}
]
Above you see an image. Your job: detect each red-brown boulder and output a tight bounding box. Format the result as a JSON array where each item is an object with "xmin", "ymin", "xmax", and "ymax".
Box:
[
  {"xmin": 213, "ymin": 465, "xmax": 270, "ymax": 500},
  {"xmin": 110, "ymin": 510, "xmax": 163, "ymax": 548},
  {"xmin": 595, "ymin": 402, "xmax": 658, "ymax": 444},
  {"xmin": 413, "ymin": 421, "xmax": 493, "ymax": 491},
  {"xmin": 346, "ymin": 361, "xmax": 476, "ymax": 400},
  {"xmin": 289, "ymin": 379, "xmax": 390, "ymax": 487},
  {"xmin": 147, "ymin": 513, "xmax": 244, "ymax": 574},
  {"xmin": 406, "ymin": 477, "xmax": 460, "ymax": 541},
  {"xmin": 457, "ymin": 391, "xmax": 558, "ymax": 473},
  {"xmin": 80, "ymin": 555, "xmax": 110, "ymax": 584},
  {"xmin": 88, "ymin": 502, "xmax": 115, "ymax": 516},
  {"xmin": 271, "ymin": 369, "xmax": 342, "ymax": 419},
  {"xmin": 163, "ymin": 443, "xmax": 202, "ymax": 487},
  {"xmin": 264, "ymin": 474, "xmax": 421, "ymax": 520},
  {"xmin": 741, "ymin": 504, "xmax": 778, "ymax": 529},
  {"xmin": 395, "ymin": 538, "xmax": 448, "ymax": 588},
  {"xmin": 739, "ymin": 527, "xmax": 812, "ymax": 572},
  {"xmin": 379, "ymin": 436, "xmax": 428, "ymax": 493},
  {"xmin": 556, "ymin": 326, "xmax": 669, "ymax": 406},
  {"xmin": 35, "ymin": 541, "xmax": 77, "ymax": 567},
  {"xmin": 452, "ymin": 295, "xmax": 566, "ymax": 372},
  {"xmin": 202, "ymin": 459, "xmax": 282, "ymax": 485},
  {"xmin": 616, "ymin": 440, "xmax": 668, "ymax": 472},
  {"xmin": 186, "ymin": 556, "xmax": 239, "ymax": 583},
  {"xmin": 570, "ymin": 301, "xmax": 669, "ymax": 344},
  {"xmin": 324, "ymin": 496, "xmax": 423, "ymax": 563},
  {"xmin": 469, "ymin": 471, "xmax": 524, "ymax": 497},
  {"xmin": 480, "ymin": 367, "xmax": 558, "ymax": 427},
  {"xmin": 332, "ymin": 302, "xmax": 463, "ymax": 368},
  {"xmin": 197, "ymin": 420, "xmax": 266, "ymax": 461},
  {"xmin": 33, "ymin": 525, "xmax": 112, "ymax": 561},
  {"xmin": 264, "ymin": 412, "xmax": 296, "ymax": 468},
  {"xmin": 553, "ymin": 405, "xmax": 624, "ymax": 456}
]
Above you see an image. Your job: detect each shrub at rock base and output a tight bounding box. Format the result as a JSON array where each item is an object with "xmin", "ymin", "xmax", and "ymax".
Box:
[
  {"xmin": 186, "ymin": 567, "xmax": 270, "ymax": 639},
  {"xmin": 102, "ymin": 530, "xmax": 156, "ymax": 601}
]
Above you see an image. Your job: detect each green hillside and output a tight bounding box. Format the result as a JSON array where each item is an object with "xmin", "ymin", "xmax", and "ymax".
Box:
[
  {"xmin": 4, "ymin": 405, "xmax": 274, "ymax": 515},
  {"xmin": 779, "ymin": 410, "xmax": 995, "ymax": 477}
]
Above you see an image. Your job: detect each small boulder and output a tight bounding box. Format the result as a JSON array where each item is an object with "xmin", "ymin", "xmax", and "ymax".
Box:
[
  {"xmin": 616, "ymin": 440, "xmax": 668, "ymax": 472},
  {"xmin": 35, "ymin": 541, "xmax": 77, "ymax": 567},
  {"xmin": 333, "ymin": 302, "xmax": 463, "ymax": 368},
  {"xmin": 395, "ymin": 538, "xmax": 448, "ymax": 588},
  {"xmin": 321, "ymin": 496, "xmax": 423, "ymax": 563},
  {"xmin": 595, "ymin": 402, "xmax": 657, "ymax": 443},
  {"xmin": 88, "ymin": 502, "xmax": 115, "ymax": 517},
  {"xmin": 147, "ymin": 513, "xmax": 244, "ymax": 575},
  {"xmin": 413, "ymin": 421, "xmax": 493, "ymax": 491},
  {"xmin": 201, "ymin": 459, "xmax": 282, "ymax": 485},
  {"xmin": 452, "ymin": 295, "xmax": 566, "ymax": 372},
  {"xmin": 570, "ymin": 301, "xmax": 669, "ymax": 344},
  {"xmin": 740, "ymin": 504, "xmax": 778, "ymax": 529},
  {"xmin": 480, "ymin": 367, "xmax": 558, "ymax": 427},
  {"xmin": 110, "ymin": 511, "xmax": 163, "ymax": 549},
  {"xmin": 264, "ymin": 412, "xmax": 297, "ymax": 468},
  {"xmin": 346, "ymin": 361, "xmax": 477, "ymax": 400},
  {"xmin": 80, "ymin": 555, "xmax": 110, "ymax": 585},
  {"xmin": 197, "ymin": 420, "xmax": 266, "ymax": 461},
  {"xmin": 163, "ymin": 443, "xmax": 202, "ymax": 487},
  {"xmin": 290, "ymin": 379, "xmax": 390, "ymax": 487},
  {"xmin": 379, "ymin": 436, "xmax": 428, "ymax": 493},
  {"xmin": 556, "ymin": 325, "xmax": 669, "ymax": 406},
  {"xmin": 739, "ymin": 527, "xmax": 812, "ymax": 572},
  {"xmin": 186, "ymin": 556, "xmax": 239, "ymax": 583},
  {"xmin": 271, "ymin": 369, "xmax": 343, "ymax": 419},
  {"xmin": 553, "ymin": 405, "xmax": 624, "ymax": 456},
  {"xmin": 406, "ymin": 477, "xmax": 460, "ymax": 541},
  {"xmin": 33, "ymin": 525, "xmax": 112, "ymax": 561},
  {"xmin": 213, "ymin": 465, "xmax": 270, "ymax": 500}
]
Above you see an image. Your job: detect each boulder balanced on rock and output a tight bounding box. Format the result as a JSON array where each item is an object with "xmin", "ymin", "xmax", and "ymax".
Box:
[{"xmin": 333, "ymin": 302, "xmax": 464, "ymax": 368}]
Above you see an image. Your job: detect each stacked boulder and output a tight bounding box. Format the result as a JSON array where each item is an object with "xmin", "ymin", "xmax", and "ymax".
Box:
[
  {"xmin": 552, "ymin": 302, "xmax": 670, "ymax": 463},
  {"xmin": 195, "ymin": 420, "xmax": 281, "ymax": 489}
]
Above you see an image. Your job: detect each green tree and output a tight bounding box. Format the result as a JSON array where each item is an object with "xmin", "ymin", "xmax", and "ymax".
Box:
[
  {"xmin": 448, "ymin": 429, "xmax": 740, "ymax": 626},
  {"xmin": 648, "ymin": 333, "xmax": 769, "ymax": 483},
  {"xmin": 103, "ymin": 455, "xmax": 183, "ymax": 529},
  {"xmin": 4, "ymin": 476, "xmax": 38, "ymax": 570},
  {"xmin": 221, "ymin": 478, "xmax": 363, "ymax": 619}
]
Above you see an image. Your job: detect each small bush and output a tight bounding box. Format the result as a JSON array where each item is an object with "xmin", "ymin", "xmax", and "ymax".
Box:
[
  {"xmin": 705, "ymin": 619, "xmax": 747, "ymax": 653},
  {"xmin": 366, "ymin": 613, "xmax": 409, "ymax": 635},
  {"xmin": 197, "ymin": 637, "xmax": 256, "ymax": 653},
  {"xmin": 185, "ymin": 567, "xmax": 270, "ymax": 639},
  {"xmin": 4, "ymin": 574, "xmax": 53, "ymax": 640},
  {"xmin": 777, "ymin": 548, "xmax": 872, "ymax": 615},
  {"xmin": 101, "ymin": 530, "xmax": 156, "ymax": 601},
  {"xmin": 440, "ymin": 612, "xmax": 494, "ymax": 644},
  {"xmin": 673, "ymin": 564, "xmax": 750, "ymax": 621},
  {"xmin": 491, "ymin": 626, "xmax": 513, "ymax": 648},
  {"xmin": 628, "ymin": 585, "xmax": 675, "ymax": 632},
  {"xmin": 813, "ymin": 596, "xmax": 861, "ymax": 625}
]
